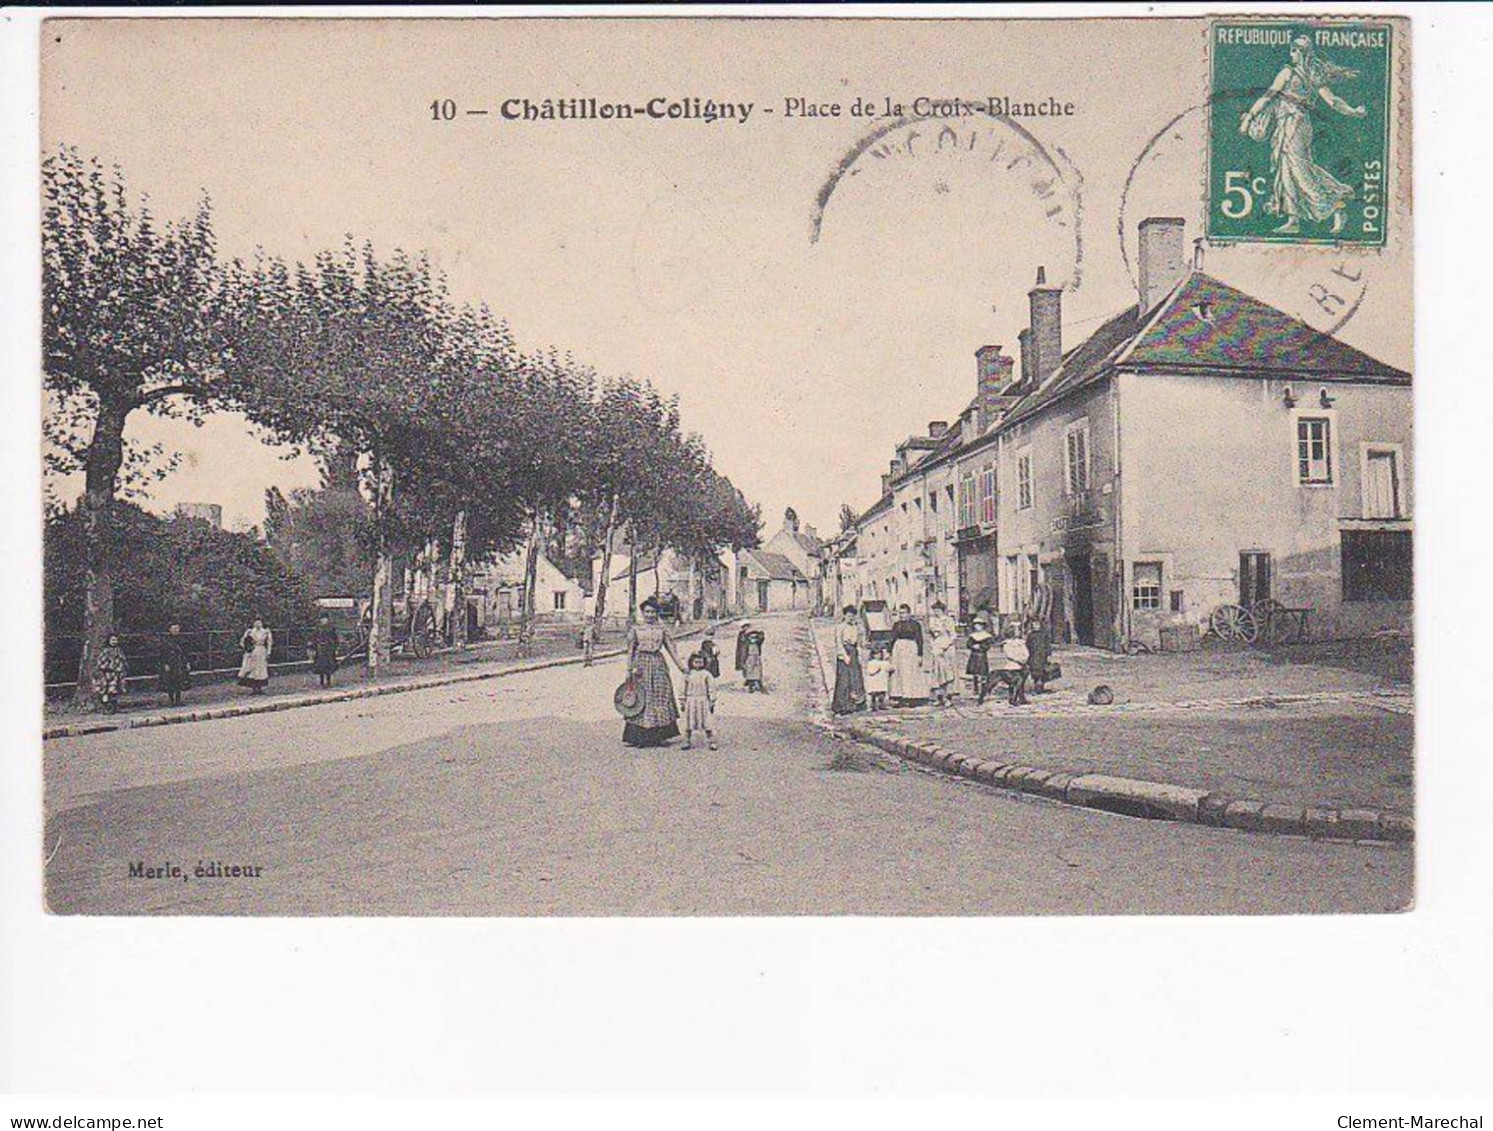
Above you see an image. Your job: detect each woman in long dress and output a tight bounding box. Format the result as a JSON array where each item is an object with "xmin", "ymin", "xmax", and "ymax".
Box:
[
  {"xmin": 1240, "ymin": 35, "xmax": 1368, "ymax": 235},
  {"xmin": 830, "ymin": 605, "xmax": 866, "ymax": 715},
  {"xmin": 237, "ymin": 617, "xmax": 273, "ymax": 694},
  {"xmin": 927, "ymin": 601, "xmax": 959, "ymax": 707},
  {"xmin": 624, "ymin": 598, "xmax": 685, "ymax": 747},
  {"xmin": 888, "ymin": 604, "xmax": 930, "ymax": 706}
]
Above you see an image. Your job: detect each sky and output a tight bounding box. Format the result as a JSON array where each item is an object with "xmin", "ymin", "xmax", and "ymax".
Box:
[{"xmin": 40, "ymin": 16, "xmax": 1411, "ymax": 535}]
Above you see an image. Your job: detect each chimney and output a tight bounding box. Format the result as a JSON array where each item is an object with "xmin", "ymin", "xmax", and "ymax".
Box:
[
  {"xmin": 1027, "ymin": 266, "xmax": 1063, "ymax": 388},
  {"xmin": 880, "ymin": 473, "xmax": 891, "ymax": 495},
  {"xmin": 1138, "ymin": 217, "xmax": 1187, "ymax": 314},
  {"xmin": 975, "ymin": 345, "xmax": 1016, "ymax": 433},
  {"xmin": 1017, "ymin": 328, "xmax": 1033, "ymax": 389},
  {"xmin": 928, "ymin": 420, "xmax": 949, "ymax": 438}
]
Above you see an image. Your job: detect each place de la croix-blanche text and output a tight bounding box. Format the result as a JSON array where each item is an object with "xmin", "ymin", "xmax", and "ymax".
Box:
[{"xmin": 430, "ymin": 94, "xmax": 1077, "ymax": 125}]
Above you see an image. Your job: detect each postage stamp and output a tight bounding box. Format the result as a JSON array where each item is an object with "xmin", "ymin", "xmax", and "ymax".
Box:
[{"xmin": 1208, "ymin": 20, "xmax": 1393, "ymax": 246}]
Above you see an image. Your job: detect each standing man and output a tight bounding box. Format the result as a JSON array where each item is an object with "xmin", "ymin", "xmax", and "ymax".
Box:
[
  {"xmin": 159, "ymin": 623, "xmax": 190, "ymax": 707},
  {"xmin": 310, "ymin": 614, "xmax": 340, "ymax": 688}
]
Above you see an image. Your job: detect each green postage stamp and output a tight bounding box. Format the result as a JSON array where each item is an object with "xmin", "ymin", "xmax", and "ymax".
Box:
[{"xmin": 1208, "ymin": 20, "xmax": 1393, "ymax": 246}]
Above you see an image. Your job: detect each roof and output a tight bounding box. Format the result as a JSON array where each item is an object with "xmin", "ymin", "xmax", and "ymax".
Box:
[
  {"xmin": 1004, "ymin": 272, "xmax": 1410, "ymax": 428},
  {"xmin": 738, "ymin": 548, "xmax": 807, "ymax": 582},
  {"xmin": 788, "ymin": 529, "xmax": 824, "ymax": 557}
]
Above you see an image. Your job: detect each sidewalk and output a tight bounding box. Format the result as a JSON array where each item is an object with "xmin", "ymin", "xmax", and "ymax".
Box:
[
  {"xmin": 810, "ymin": 619, "xmax": 1413, "ymax": 843},
  {"xmin": 45, "ymin": 619, "xmax": 729, "ymax": 740}
]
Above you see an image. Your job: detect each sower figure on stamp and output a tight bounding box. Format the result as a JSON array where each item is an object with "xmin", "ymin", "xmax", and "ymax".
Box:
[
  {"xmin": 158, "ymin": 623, "xmax": 190, "ymax": 707},
  {"xmin": 1240, "ymin": 35, "xmax": 1367, "ymax": 235}
]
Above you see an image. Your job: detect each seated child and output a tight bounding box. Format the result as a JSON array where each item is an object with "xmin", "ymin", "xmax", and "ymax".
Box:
[{"xmin": 863, "ymin": 646, "xmax": 892, "ymax": 711}]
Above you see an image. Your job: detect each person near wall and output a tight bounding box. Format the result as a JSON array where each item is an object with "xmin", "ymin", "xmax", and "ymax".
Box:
[
  {"xmin": 581, "ymin": 619, "xmax": 597, "ymax": 668},
  {"xmin": 96, "ymin": 633, "xmax": 128, "ymax": 713},
  {"xmin": 888, "ymin": 603, "xmax": 930, "ymax": 707},
  {"xmin": 623, "ymin": 597, "xmax": 685, "ymax": 747},
  {"xmin": 734, "ymin": 621, "xmax": 752, "ymax": 680},
  {"xmin": 237, "ymin": 617, "xmax": 274, "ymax": 695},
  {"xmin": 310, "ymin": 614, "xmax": 340, "ymax": 689},
  {"xmin": 928, "ymin": 601, "xmax": 960, "ymax": 708},
  {"xmin": 831, "ymin": 605, "xmax": 867, "ymax": 715},
  {"xmin": 158, "ymin": 623, "xmax": 190, "ymax": 707}
]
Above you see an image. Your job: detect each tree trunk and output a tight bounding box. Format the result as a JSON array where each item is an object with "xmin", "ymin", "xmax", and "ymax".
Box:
[
  {"xmin": 592, "ymin": 494, "xmax": 619, "ymax": 632},
  {"xmin": 367, "ymin": 453, "xmax": 395, "ymax": 673},
  {"xmin": 519, "ymin": 510, "xmax": 543, "ymax": 656},
  {"xmin": 73, "ymin": 398, "xmax": 130, "ymax": 708},
  {"xmin": 627, "ymin": 537, "xmax": 639, "ymax": 626},
  {"xmin": 448, "ymin": 509, "xmax": 468, "ymax": 650}
]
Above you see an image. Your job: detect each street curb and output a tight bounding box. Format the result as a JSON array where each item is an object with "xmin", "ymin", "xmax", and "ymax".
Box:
[
  {"xmin": 840, "ymin": 718, "xmax": 1412, "ymax": 844},
  {"xmin": 44, "ymin": 622, "xmax": 729, "ymax": 741}
]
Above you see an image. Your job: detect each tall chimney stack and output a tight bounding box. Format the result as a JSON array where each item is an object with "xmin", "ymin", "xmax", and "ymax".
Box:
[
  {"xmin": 1027, "ymin": 266, "xmax": 1063, "ymax": 388},
  {"xmin": 1138, "ymin": 217, "xmax": 1187, "ymax": 313},
  {"xmin": 974, "ymin": 344, "xmax": 1016, "ymax": 433},
  {"xmin": 1018, "ymin": 328, "xmax": 1033, "ymax": 389}
]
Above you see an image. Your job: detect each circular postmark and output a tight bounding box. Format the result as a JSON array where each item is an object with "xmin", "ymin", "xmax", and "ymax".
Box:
[
  {"xmin": 1119, "ymin": 91, "xmax": 1400, "ymax": 339},
  {"xmin": 810, "ymin": 110, "xmax": 1085, "ymax": 294}
]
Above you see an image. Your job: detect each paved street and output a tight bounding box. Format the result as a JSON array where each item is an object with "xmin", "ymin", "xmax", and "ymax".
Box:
[{"xmin": 44, "ymin": 613, "xmax": 1411, "ymax": 916}]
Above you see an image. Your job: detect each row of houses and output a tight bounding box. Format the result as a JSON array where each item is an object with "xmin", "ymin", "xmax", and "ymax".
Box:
[
  {"xmin": 826, "ymin": 216, "xmax": 1413, "ymax": 650},
  {"xmin": 404, "ymin": 507, "xmax": 833, "ymax": 636}
]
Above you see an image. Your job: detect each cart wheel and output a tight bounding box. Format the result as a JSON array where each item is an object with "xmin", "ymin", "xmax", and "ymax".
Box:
[
  {"xmin": 1250, "ymin": 598, "xmax": 1295, "ymax": 643},
  {"xmin": 1209, "ymin": 604, "xmax": 1259, "ymax": 644}
]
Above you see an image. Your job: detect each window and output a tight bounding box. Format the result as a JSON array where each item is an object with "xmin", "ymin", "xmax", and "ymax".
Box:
[
  {"xmin": 1342, "ymin": 530, "xmax": 1412, "ymax": 602},
  {"xmin": 958, "ymin": 472, "xmax": 977, "ymax": 528},
  {"xmin": 979, "ymin": 465, "xmax": 997, "ymax": 526},
  {"xmin": 1363, "ymin": 447, "xmax": 1402, "ymax": 518},
  {"xmin": 552, "ymin": 591, "xmax": 567, "ymax": 611},
  {"xmin": 1132, "ymin": 562, "xmax": 1162, "ymax": 610},
  {"xmin": 1297, "ymin": 417, "xmax": 1333, "ymax": 484},
  {"xmin": 1016, "ymin": 450, "xmax": 1033, "ymax": 510},
  {"xmin": 1064, "ymin": 420, "xmax": 1090, "ymax": 494}
]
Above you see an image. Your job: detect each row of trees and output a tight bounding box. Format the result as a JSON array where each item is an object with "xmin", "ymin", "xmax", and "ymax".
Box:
[{"xmin": 44, "ymin": 146, "xmax": 761, "ymax": 706}]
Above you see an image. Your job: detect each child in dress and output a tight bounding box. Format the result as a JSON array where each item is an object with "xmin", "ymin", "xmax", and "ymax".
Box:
[
  {"xmin": 682, "ymin": 651, "xmax": 718, "ymax": 751},
  {"xmin": 863, "ymin": 646, "xmax": 892, "ymax": 711}
]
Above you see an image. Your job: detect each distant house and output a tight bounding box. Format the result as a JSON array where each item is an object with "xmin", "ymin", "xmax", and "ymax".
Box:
[
  {"xmin": 173, "ymin": 502, "xmax": 223, "ymax": 529},
  {"xmin": 762, "ymin": 508, "xmax": 826, "ymax": 612},
  {"xmin": 469, "ymin": 549, "xmax": 588, "ymax": 626},
  {"xmin": 598, "ymin": 545, "xmax": 728, "ymax": 620},
  {"xmin": 736, "ymin": 547, "xmax": 810, "ymax": 612}
]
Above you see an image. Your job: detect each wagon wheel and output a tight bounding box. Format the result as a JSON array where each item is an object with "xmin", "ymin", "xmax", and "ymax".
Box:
[
  {"xmin": 1209, "ymin": 604, "xmax": 1259, "ymax": 644},
  {"xmin": 1251, "ymin": 598, "xmax": 1296, "ymax": 643}
]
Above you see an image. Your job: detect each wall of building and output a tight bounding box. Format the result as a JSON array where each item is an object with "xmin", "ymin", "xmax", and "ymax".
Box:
[
  {"xmin": 996, "ymin": 381, "xmax": 1120, "ymax": 646},
  {"xmin": 1117, "ymin": 372, "xmax": 1413, "ymax": 642}
]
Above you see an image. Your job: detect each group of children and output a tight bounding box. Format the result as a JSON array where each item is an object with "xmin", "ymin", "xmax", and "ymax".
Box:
[{"xmin": 858, "ymin": 612, "xmax": 1054, "ymax": 710}]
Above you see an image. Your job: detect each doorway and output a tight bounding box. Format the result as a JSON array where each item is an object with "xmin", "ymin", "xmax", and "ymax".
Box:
[
  {"xmin": 1240, "ymin": 552, "xmax": 1272, "ymax": 607},
  {"xmin": 1067, "ymin": 554, "xmax": 1095, "ymax": 645},
  {"xmin": 756, "ymin": 580, "xmax": 770, "ymax": 612}
]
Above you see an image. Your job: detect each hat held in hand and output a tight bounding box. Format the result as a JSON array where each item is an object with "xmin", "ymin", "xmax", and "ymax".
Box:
[{"xmin": 614, "ymin": 676, "xmax": 646, "ymax": 719}]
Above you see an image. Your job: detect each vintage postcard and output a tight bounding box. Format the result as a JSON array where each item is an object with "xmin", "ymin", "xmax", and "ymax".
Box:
[{"xmin": 38, "ymin": 14, "xmax": 1413, "ymax": 916}]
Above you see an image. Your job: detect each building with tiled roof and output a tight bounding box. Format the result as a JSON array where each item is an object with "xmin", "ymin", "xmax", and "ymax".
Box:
[{"xmin": 836, "ymin": 216, "xmax": 1412, "ymax": 648}]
